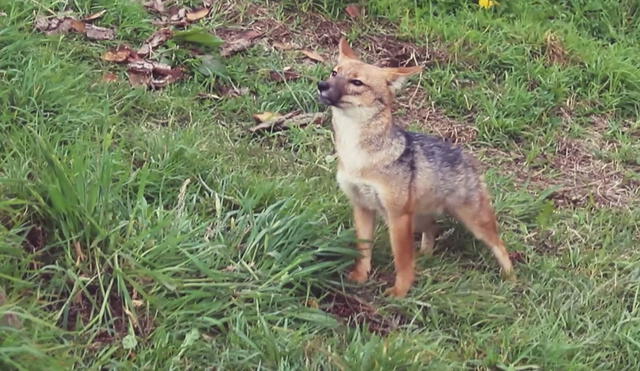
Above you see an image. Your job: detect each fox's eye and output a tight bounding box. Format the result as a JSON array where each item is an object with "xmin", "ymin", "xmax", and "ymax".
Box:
[
  {"xmin": 350, "ymin": 79, "xmax": 364, "ymax": 86},
  {"xmin": 331, "ymin": 70, "xmax": 337, "ymax": 77}
]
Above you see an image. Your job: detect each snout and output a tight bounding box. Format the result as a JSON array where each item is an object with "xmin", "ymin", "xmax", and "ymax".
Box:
[
  {"xmin": 317, "ymin": 81, "xmax": 330, "ymax": 92},
  {"xmin": 317, "ymin": 80, "xmax": 342, "ymax": 106}
]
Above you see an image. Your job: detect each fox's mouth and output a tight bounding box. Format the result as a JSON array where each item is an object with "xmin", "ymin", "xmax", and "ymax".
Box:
[{"xmin": 318, "ymin": 93, "xmax": 338, "ymax": 106}]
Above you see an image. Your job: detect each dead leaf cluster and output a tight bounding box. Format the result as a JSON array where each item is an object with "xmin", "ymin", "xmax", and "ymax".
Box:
[
  {"xmin": 137, "ymin": 28, "xmax": 173, "ymax": 56},
  {"xmin": 146, "ymin": 0, "xmax": 213, "ymax": 27},
  {"xmin": 35, "ymin": 12, "xmax": 115, "ymax": 40},
  {"xmin": 127, "ymin": 60, "xmax": 185, "ymax": 88},
  {"xmin": 101, "ymin": 43, "xmax": 184, "ymax": 88},
  {"xmin": 216, "ymin": 28, "xmax": 263, "ymax": 57}
]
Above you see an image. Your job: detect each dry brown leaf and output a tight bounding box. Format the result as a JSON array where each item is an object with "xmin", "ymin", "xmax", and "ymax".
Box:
[
  {"xmin": 220, "ymin": 30, "xmax": 262, "ymax": 57},
  {"xmin": 300, "ymin": 50, "xmax": 325, "ymax": 63},
  {"xmin": 137, "ymin": 28, "xmax": 173, "ymax": 56},
  {"xmin": 35, "ymin": 15, "xmax": 115, "ymax": 40},
  {"xmin": 345, "ymin": 4, "xmax": 362, "ymax": 18},
  {"xmin": 83, "ymin": 9, "xmax": 107, "ymax": 22},
  {"xmin": 102, "ymin": 46, "xmax": 134, "ymax": 62},
  {"xmin": 186, "ymin": 7, "xmax": 210, "ymax": 22},
  {"xmin": 144, "ymin": 0, "xmax": 166, "ymax": 14},
  {"xmin": 85, "ymin": 24, "xmax": 115, "ymax": 40},
  {"xmin": 101, "ymin": 72, "xmax": 118, "ymax": 83},
  {"xmin": 253, "ymin": 112, "xmax": 283, "ymax": 123},
  {"xmin": 269, "ymin": 69, "xmax": 301, "ymax": 82},
  {"xmin": 127, "ymin": 59, "xmax": 184, "ymax": 88},
  {"xmin": 128, "ymin": 70, "xmax": 151, "ymax": 87}
]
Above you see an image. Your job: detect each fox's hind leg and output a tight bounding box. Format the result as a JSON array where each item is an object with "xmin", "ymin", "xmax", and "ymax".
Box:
[
  {"xmin": 348, "ymin": 205, "xmax": 376, "ymax": 283},
  {"xmin": 449, "ymin": 193, "xmax": 514, "ymax": 280}
]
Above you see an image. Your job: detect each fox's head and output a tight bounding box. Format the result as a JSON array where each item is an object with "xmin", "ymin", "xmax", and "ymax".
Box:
[{"xmin": 317, "ymin": 37, "xmax": 422, "ymax": 114}]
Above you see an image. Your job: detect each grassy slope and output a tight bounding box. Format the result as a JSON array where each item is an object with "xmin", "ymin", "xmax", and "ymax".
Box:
[{"xmin": 1, "ymin": 0, "xmax": 639, "ymax": 369}]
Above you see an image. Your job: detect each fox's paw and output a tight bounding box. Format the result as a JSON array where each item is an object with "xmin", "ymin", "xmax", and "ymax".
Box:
[
  {"xmin": 501, "ymin": 269, "xmax": 517, "ymax": 282},
  {"xmin": 384, "ymin": 285, "xmax": 409, "ymax": 298},
  {"xmin": 347, "ymin": 268, "xmax": 369, "ymax": 283}
]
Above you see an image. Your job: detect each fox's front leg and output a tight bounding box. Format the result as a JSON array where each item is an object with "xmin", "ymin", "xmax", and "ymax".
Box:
[
  {"xmin": 386, "ymin": 212, "xmax": 415, "ymax": 297},
  {"xmin": 348, "ymin": 205, "xmax": 376, "ymax": 283}
]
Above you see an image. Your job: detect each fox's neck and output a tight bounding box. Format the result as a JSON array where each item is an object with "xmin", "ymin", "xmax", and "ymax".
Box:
[{"xmin": 331, "ymin": 106, "xmax": 400, "ymax": 170}]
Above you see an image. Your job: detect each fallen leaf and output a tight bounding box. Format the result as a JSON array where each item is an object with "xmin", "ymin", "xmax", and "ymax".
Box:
[
  {"xmin": 345, "ymin": 4, "xmax": 362, "ymax": 18},
  {"xmin": 219, "ymin": 30, "xmax": 262, "ymax": 57},
  {"xmin": 102, "ymin": 46, "xmax": 134, "ymax": 62},
  {"xmin": 128, "ymin": 70, "xmax": 151, "ymax": 87},
  {"xmin": 269, "ymin": 69, "xmax": 301, "ymax": 82},
  {"xmin": 0, "ymin": 11, "xmax": 7, "ymax": 17},
  {"xmin": 67, "ymin": 18, "xmax": 87, "ymax": 33},
  {"xmin": 35, "ymin": 15, "xmax": 115, "ymax": 40},
  {"xmin": 151, "ymin": 2, "xmax": 214, "ymax": 27},
  {"xmin": 83, "ymin": 9, "xmax": 107, "ymax": 22},
  {"xmin": 300, "ymin": 50, "xmax": 325, "ymax": 63},
  {"xmin": 186, "ymin": 7, "xmax": 210, "ymax": 22},
  {"xmin": 132, "ymin": 299, "xmax": 145, "ymax": 307},
  {"xmin": 85, "ymin": 24, "xmax": 115, "ymax": 40},
  {"xmin": 144, "ymin": 0, "xmax": 166, "ymax": 14},
  {"xmin": 127, "ymin": 59, "xmax": 184, "ymax": 88},
  {"xmin": 253, "ymin": 112, "xmax": 283, "ymax": 123},
  {"xmin": 101, "ymin": 72, "xmax": 118, "ymax": 83},
  {"xmin": 137, "ymin": 28, "xmax": 173, "ymax": 56}
]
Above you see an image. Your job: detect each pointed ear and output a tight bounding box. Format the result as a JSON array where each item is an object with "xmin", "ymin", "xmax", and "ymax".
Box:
[
  {"xmin": 385, "ymin": 66, "xmax": 423, "ymax": 93},
  {"xmin": 338, "ymin": 37, "xmax": 360, "ymax": 63}
]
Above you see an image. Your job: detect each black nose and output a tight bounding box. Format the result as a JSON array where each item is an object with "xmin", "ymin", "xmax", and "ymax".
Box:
[{"xmin": 317, "ymin": 81, "xmax": 330, "ymax": 92}]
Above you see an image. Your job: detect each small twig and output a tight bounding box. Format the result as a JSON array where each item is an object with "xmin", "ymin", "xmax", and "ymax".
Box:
[{"xmin": 249, "ymin": 111, "xmax": 326, "ymax": 133}]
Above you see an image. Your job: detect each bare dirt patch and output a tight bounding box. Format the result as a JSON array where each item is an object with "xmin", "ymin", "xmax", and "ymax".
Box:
[
  {"xmin": 395, "ymin": 89, "xmax": 477, "ymax": 144},
  {"xmin": 321, "ymin": 291, "xmax": 406, "ymax": 335},
  {"xmin": 550, "ymin": 137, "xmax": 638, "ymax": 207},
  {"xmin": 480, "ymin": 137, "xmax": 639, "ymax": 209}
]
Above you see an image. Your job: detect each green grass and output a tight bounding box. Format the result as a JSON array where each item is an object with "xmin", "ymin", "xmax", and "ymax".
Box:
[{"xmin": 1, "ymin": 0, "xmax": 639, "ymax": 369}]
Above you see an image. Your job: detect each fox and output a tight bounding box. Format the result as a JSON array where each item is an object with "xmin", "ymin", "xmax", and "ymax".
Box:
[{"xmin": 317, "ymin": 37, "xmax": 515, "ymax": 297}]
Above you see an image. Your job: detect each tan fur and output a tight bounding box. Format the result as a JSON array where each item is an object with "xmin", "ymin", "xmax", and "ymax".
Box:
[{"xmin": 319, "ymin": 38, "xmax": 515, "ymax": 298}]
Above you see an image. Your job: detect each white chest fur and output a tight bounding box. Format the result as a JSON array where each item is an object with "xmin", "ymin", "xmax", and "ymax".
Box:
[
  {"xmin": 331, "ymin": 107, "xmax": 372, "ymax": 172},
  {"xmin": 336, "ymin": 170, "xmax": 384, "ymax": 213},
  {"xmin": 331, "ymin": 108, "xmax": 383, "ymax": 212}
]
